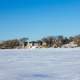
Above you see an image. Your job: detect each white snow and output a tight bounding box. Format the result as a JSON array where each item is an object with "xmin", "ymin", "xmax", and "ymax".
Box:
[{"xmin": 0, "ymin": 48, "xmax": 80, "ymax": 80}]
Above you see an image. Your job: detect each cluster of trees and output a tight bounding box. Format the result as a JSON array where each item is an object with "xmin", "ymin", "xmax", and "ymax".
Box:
[
  {"xmin": 0, "ymin": 38, "xmax": 28, "ymax": 49},
  {"xmin": 41, "ymin": 36, "xmax": 70, "ymax": 47},
  {"xmin": 0, "ymin": 39, "xmax": 20, "ymax": 49},
  {"xmin": 0, "ymin": 35, "xmax": 80, "ymax": 49},
  {"xmin": 73, "ymin": 35, "xmax": 80, "ymax": 46},
  {"xmin": 42, "ymin": 35, "xmax": 80, "ymax": 48}
]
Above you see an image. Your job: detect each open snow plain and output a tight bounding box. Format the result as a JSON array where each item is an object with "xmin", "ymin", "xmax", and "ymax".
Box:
[{"xmin": 0, "ymin": 48, "xmax": 80, "ymax": 80}]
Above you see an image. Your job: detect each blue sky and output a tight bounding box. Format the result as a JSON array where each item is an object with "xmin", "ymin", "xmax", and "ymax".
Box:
[{"xmin": 0, "ymin": 0, "xmax": 80, "ymax": 40}]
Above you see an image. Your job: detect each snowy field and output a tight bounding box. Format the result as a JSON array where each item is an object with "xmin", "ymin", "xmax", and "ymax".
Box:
[{"xmin": 0, "ymin": 48, "xmax": 80, "ymax": 80}]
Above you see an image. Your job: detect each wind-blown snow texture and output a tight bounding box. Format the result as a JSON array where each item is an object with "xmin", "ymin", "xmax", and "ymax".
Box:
[{"xmin": 0, "ymin": 48, "xmax": 80, "ymax": 80}]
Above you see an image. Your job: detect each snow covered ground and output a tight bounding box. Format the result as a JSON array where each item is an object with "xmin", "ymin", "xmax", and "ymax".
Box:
[{"xmin": 0, "ymin": 48, "xmax": 80, "ymax": 80}]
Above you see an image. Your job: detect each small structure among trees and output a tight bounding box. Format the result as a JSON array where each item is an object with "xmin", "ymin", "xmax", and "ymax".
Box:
[{"xmin": 19, "ymin": 38, "xmax": 29, "ymax": 48}]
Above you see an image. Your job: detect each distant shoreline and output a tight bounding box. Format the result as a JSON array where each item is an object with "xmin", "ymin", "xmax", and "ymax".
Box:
[{"xmin": 0, "ymin": 47, "xmax": 80, "ymax": 52}]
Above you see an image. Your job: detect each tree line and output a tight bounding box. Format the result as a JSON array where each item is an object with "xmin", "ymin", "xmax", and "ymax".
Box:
[{"xmin": 0, "ymin": 35, "xmax": 80, "ymax": 49}]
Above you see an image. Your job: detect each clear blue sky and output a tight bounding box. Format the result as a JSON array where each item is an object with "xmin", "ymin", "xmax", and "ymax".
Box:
[{"xmin": 0, "ymin": 0, "xmax": 80, "ymax": 40}]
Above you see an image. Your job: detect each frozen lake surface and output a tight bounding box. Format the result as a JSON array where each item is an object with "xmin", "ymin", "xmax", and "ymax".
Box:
[{"xmin": 0, "ymin": 48, "xmax": 80, "ymax": 80}]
